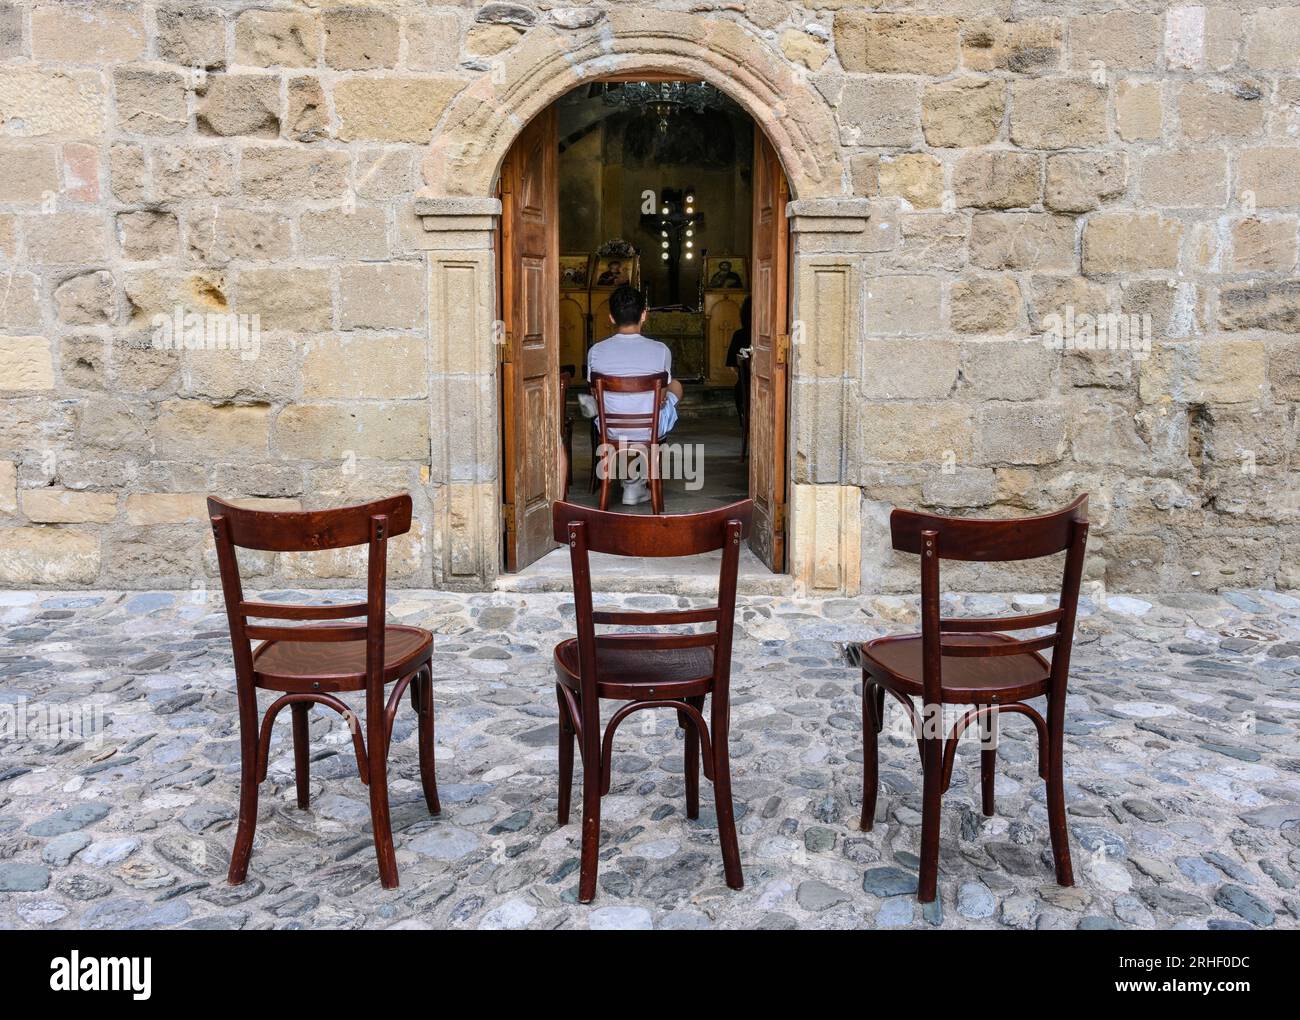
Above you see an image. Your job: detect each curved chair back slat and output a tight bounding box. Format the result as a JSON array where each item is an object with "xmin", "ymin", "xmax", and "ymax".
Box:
[
  {"xmin": 890, "ymin": 494, "xmax": 1087, "ymax": 562},
  {"xmin": 551, "ymin": 499, "xmax": 753, "ymax": 557},
  {"xmin": 207, "ymin": 493, "xmax": 413, "ymax": 552}
]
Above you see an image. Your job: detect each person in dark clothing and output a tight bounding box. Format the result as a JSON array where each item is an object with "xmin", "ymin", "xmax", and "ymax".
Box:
[{"xmin": 725, "ymin": 297, "xmax": 752, "ymax": 420}]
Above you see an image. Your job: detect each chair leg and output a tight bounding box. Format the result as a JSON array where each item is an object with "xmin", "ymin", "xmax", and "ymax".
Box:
[
  {"xmin": 917, "ymin": 729, "xmax": 943, "ymax": 903},
  {"xmin": 860, "ymin": 681, "xmax": 878, "ymax": 831},
  {"xmin": 578, "ymin": 749, "xmax": 602, "ymax": 903},
  {"xmin": 711, "ymin": 722, "xmax": 744, "ymax": 891},
  {"xmin": 980, "ymin": 708, "xmax": 997, "ymax": 817},
  {"xmin": 416, "ymin": 669, "xmax": 440, "ymax": 816},
  {"xmin": 1045, "ymin": 706, "xmax": 1074, "ymax": 886},
  {"xmin": 683, "ymin": 700, "xmax": 700, "ymax": 820},
  {"xmin": 291, "ymin": 701, "xmax": 311, "ymax": 810},
  {"xmin": 228, "ymin": 689, "xmax": 260, "ymax": 885},
  {"xmin": 598, "ymin": 446, "xmax": 611, "ymax": 511},
  {"xmin": 556, "ymin": 684, "xmax": 574, "ymax": 826},
  {"xmin": 366, "ymin": 706, "xmax": 399, "ymax": 889},
  {"xmin": 643, "ymin": 446, "xmax": 662, "ymax": 514}
]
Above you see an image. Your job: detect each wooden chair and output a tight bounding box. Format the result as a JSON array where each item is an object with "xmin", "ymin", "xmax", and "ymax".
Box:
[
  {"xmin": 207, "ymin": 493, "xmax": 440, "ymax": 890},
  {"xmin": 589, "ymin": 371, "xmax": 666, "ymax": 514},
  {"xmin": 859, "ymin": 496, "xmax": 1089, "ymax": 903},
  {"xmin": 551, "ymin": 498, "xmax": 753, "ymax": 902}
]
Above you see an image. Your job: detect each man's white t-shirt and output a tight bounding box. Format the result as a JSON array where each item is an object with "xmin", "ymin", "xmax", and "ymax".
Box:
[{"xmin": 587, "ymin": 331, "xmax": 679, "ymax": 440}]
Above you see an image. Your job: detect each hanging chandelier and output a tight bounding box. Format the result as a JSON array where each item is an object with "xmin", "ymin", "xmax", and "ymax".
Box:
[{"xmin": 599, "ymin": 81, "xmax": 726, "ymax": 134}]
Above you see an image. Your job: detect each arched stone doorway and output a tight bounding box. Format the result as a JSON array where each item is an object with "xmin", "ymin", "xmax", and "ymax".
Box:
[{"xmin": 411, "ymin": 10, "xmax": 870, "ymax": 595}]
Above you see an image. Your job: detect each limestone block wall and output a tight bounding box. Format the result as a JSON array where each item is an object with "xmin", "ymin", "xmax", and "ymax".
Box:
[{"xmin": 0, "ymin": 1, "xmax": 1296, "ymax": 594}]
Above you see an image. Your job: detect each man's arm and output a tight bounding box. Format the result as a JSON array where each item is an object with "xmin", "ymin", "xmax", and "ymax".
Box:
[{"xmin": 660, "ymin": 344, "xmax": 682, "ymax": 405}]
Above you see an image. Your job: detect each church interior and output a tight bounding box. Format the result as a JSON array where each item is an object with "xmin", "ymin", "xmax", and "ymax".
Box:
[{"xmin": 553, "ymin": 81, "xmax": 756, "ymax": 514}]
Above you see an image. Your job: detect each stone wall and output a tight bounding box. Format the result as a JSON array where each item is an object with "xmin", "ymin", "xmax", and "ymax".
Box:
[{"xmin": 0, "ymin": 1, "xmax": 1297, "ymax": 593}]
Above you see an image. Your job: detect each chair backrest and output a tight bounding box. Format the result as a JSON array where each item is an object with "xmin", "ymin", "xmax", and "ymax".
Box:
[
  {"xmin": 207, "ymin": 493, "xmax": 411, "ymax": 690},
  {"xmin": 552, "ymin": 499, "xmax": 753, "ymax": 701},
  {"xmin": 891, "ymin": 496, "xmax": 1090, "ymax": 705},
  {"xmin": 590, "ymin": 371, "xmax": 666, "ymax": 446}
]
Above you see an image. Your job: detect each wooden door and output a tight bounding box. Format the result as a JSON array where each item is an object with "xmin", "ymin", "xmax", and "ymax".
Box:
[
  {"xmin": 748, "ymin": 126, "xmax": 790, "ymax": 571},
  {"xmin": 500, "ymin": 107, "xmax": 560, "ymax": 572}
]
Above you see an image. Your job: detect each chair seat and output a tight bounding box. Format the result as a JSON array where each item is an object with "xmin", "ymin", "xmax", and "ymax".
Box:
[
  {"xmin": 554, "ymin": 638, "xmax": 714, "ymax": 701},
  {"xmin": 253, "ymin": 624, "xmax": 432, "ymax": 693},
  {"xmin": 861, "ymin": 633, "xmax": 1050, "ymax": 704}
]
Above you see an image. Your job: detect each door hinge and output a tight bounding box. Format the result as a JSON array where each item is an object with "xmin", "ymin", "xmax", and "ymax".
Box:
[
  {"xmin": 773, "ymin": 503, "xmax": 787, "ymax": 535},
  {"xmin": 501, "ymin": 503, "xmax": 515, "ymax": 533},
  {"xmin": 499, "ymin": 331, "xmax": 514, "ymax": 364},
  {"xmin": 776, "ymin": 332, "xmax": 790, "ymax": 365}
]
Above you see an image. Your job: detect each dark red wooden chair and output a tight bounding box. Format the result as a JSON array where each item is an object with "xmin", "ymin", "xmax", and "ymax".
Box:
[
  {"xmin": 208, "ymin": 493, "xmax": 439, "ymax": 890},
  {"xmin": 860, "ymin": 496, "xmax": 1089, "ymax": 903},
  {"xmin": 589, "ymin": 370, "xmax": 666, "ymax": 514},
  {"xmin": 551, "ymin": 498, "xmax": 753, "ymax": 902}
]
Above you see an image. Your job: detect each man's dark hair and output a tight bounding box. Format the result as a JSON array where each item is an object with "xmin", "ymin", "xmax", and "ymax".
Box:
[{"xmin": 609, "ymin": 284, "xmax": 646, "ymax": 327}]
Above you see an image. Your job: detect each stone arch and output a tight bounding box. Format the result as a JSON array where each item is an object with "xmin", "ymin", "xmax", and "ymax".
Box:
[
  {"xmin": 419, "ymin": 9, "xmax": 847, "ymax": 203},
  {"xmin": 416, "ymin": 9, "xmax": 868, "ymax": 597}
]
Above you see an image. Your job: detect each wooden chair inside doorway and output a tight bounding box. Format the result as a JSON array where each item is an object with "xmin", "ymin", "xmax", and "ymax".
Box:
[{"xmin": 589, "ymin": 370, "xmax": 666, "ymax": 514}]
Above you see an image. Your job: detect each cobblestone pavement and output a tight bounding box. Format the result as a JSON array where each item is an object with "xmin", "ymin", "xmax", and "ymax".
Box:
[{"xmin": 1, "ymin": 587, "xmax": 1298, "ymax": 931}]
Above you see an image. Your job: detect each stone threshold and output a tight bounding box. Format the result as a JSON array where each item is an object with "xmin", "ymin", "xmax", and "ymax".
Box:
[{"xmin": 494, "ymin": 545, "xmax": 793, "ymax": 596}]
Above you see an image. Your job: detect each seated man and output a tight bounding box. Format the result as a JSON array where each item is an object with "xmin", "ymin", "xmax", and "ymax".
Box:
[{"xmin": 587, "ymin": 284, "xmax": 683, "ymax": 506}]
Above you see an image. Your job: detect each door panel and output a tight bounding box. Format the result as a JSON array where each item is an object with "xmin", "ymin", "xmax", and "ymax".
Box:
[
  {"xmin": 501, "ymin": 108, "xmax": 560, "ymax": 571},
  {"xmin": 749, "ymin": 127, "xmax": 789, "ymax": 571}
]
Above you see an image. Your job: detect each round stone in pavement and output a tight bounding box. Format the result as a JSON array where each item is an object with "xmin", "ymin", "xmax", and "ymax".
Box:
[
  {"xmin": 1000, "ymin": 894, "xmax": 1040, "ymax": 930},
  {"xmin": 589, "ymin": 905, "xmax": 654, "ymax": 930},
  {"xmin": 876, "ymin": 897, "xmax": 915, "ymax": 927},
  {"xmin": 18, "ymin": 899, "xmax": 69, "ymax": 925},
  {"xmin": 55, "ymin": 873, "xmax": 113, "ymax": 901},
  {"xmin": 41, "ymin": 831, "xmax": 91, "ymax": 867},
  {"xmin": 863, "ymin": 865, "xmax": 918, "ymax": 897},
  {"xmin": 27, "ymin": 803, "xmax": 110, "ymax": 837},
  {"xmin": 796, "ymin": 879, "xmax": 850, "ymax": 911},
  {"xmin": 410, "ymin": 826, "xmax": 481, "ymax": 860},
  {"xmin": 0, "ymin": 861, "xmax": 50, "ymax": 891},
  {"xmin": 478, "ymin": 898, "xmax": 537, "ymax": 930},
  {"xmin": 957, "ymin": 881, "xmax": 996, "ymax": 920},
  {"xmin": 1214, "ymin": 885, "xmax": 1274, "ymax": 927},
  {"xmin": 81, "ymin": 838, "xmax": 140, "ymax": 868}
]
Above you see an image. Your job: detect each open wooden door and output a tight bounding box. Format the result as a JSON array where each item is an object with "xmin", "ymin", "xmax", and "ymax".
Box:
[
  {"xmin": 500, "ymin": 107, "xmax": 560, "ymax": 572},
  {"xmin": 748, "ymin": 126, "xmax": 790, "ymax": 571}
]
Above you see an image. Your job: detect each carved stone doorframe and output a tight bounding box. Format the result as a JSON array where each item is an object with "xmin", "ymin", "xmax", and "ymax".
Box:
[{"xmin": 409, "ymin": 13, "xmax": 871, "ymax": 592}]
